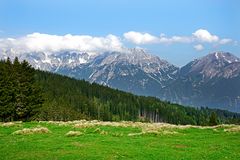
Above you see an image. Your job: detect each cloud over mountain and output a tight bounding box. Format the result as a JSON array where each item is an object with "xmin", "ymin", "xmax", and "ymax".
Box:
[
  {"xmin": 0, "ymin": 33, "xmax": 123, "ymax": 54},
  {"xmin": 0, "ymin": 29, "xmax": 235, "ymax": 54},
  {"xmin": 124, "ymin": 31, "xmax": 192, "ymax": 44},
  {"xmin": 124, "ymin": 29, "xmax": 233, "ymax": 46},
  {"xmin": 192, "ymin": 29, "xmax": 219, "ymax": 43},
  {"xmin": 123, "ymin": 31, "xmax": 159, "ymax": 44}
]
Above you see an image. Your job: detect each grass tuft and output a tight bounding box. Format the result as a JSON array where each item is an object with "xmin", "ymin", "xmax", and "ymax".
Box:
[
  {"xmin": 93, "ymin": 128, "xmax": 101, "ymax": 133},
  {"xmin": 128, "ymin": 132, "xmax": 144, "ymax": 136},
  {"xmin": 224, "ymin": 126, "xmax": 240, "ymax": 132},
  {"xmin": 100, "ymin": 130, "xmax": 108, "ymax": 135},
  {"xmin": 0, "ymin": 121, "xmax": 22, "ymax": 127},
  {"xmin": 111, "ymin": 132, "xmax": 123, "ymax": 137},
  {"xmin": 65, "ymin": 131, "xmax": 83, "ymax": 137},
  {"xmin": 12, "ymin": 127, "xmax": 50, "ymax": 135}
]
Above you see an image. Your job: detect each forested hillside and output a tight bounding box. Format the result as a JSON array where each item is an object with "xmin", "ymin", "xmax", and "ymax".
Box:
[
  {"xmin": 35, "ymin": 71, "xmax": 240, "ymax": 125},
  {"xmin": 1, "ymin": 58, "xmax": 240, "ymax": 125}
]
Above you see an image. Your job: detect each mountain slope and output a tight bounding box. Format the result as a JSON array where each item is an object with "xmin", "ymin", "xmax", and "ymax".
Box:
[
  {"xmin": 0, "ymin": 49, "xmax": 96, "ymax": 71},
  {"xmin": 58, "ymin": 48, "xmax": 178, "ymax": 96},
  {"xmin": 161, "ymin": 52, "xmax": 240, "ymax": 112}
]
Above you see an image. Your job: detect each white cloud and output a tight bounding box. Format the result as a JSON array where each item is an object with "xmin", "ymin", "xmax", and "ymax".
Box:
[
  {"xmin": 124, "ymin": 31, "xmax": 192, "ymax": 44},
  {"xmin": 219, "ymin": 38, "xmax": 232, "ymax": 44},
  {"xmin": 0, "ymin": 33, "xmax": 123, "ymax": 54},
  {"xmin": 194, "ymin": 44, "xmax": 204, "ymax": 51},
  {"xmin": 192, "ymin": 29, "xmax": 219, "ymax": 43},
  {"xmin": 123, "ymin": 31, "xmax": 159, "ymax": 44},
  {"xmin": 0, "ymin": 29, "xmax": 235, "ymax": 55},
  {"xmin": 124, "ymin": 29, "xmax": 232, "ymax": 46}
]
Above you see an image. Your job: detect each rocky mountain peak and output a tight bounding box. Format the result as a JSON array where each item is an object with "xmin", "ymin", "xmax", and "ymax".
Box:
[
  {"xmin": 180, "ymin": 52, "xmax": 240, "ymax": 79},
  {"xmin": 209, "ymin": 51, "xmax": 240, "ymax": 63}
]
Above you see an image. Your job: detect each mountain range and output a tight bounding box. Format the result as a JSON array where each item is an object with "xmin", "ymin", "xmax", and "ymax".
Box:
[
  {"xmin": 161, "ymin": 52, "xmax": 240, "ymax": 112},
  {"xmin": 1, "ymin": 48, "xmax": 240, "ymax": 112}
]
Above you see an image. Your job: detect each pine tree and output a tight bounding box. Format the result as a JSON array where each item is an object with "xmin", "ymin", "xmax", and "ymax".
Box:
[
  {"xmin": 0, "ymin": 58, "xmax": 43, "ymax": 121},
  {"xmin": 16, "ymin": 59, "xmax": 43, "ymax": 121},
  {"xmin": 209, "ymin": 112, "xmax": 218, "ymax": 126},
  {"xmin": 0, "ymin": 59, "xmax": 15, "ymax": 121}
]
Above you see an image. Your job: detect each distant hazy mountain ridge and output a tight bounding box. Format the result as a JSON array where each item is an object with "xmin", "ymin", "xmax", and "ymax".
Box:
[{"xmin": 162, "ymin": 52, "xmax": 240, "ymax": 112}]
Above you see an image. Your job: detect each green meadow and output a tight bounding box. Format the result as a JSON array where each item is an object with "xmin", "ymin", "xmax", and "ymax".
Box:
[{"xmin": 0, "ymin": 121, "xmax": 240, "ymax": 160}]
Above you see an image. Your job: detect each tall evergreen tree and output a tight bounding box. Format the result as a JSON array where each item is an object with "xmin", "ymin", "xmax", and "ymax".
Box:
[
  {"xmin": 0, "ymin": 58, "xmax": 15, "ymax": 121},
  {"xmin": 209, "ymin": 112, "xmax": 218, "ymax": 126},
  {"xmin": 0, "ymin": 58, "xmax": 43, "ymax": 121}
]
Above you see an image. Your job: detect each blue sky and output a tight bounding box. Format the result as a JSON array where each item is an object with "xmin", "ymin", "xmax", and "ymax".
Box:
[{"xmin": 0, "ymin": 0, "xmax": 239, "ymax": 66}]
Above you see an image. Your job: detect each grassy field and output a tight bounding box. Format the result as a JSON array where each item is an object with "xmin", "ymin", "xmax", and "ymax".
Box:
[{"xmin": 0, "ymin": 121, "xmax": 240, "ymax": 160}]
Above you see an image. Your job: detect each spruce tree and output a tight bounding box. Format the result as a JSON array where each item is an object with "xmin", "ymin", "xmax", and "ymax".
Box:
[
  {"xmin": 209, "ymin": 112, "xmax": 218, "ymax": 126},
  {"xmin": 15, "ymin": 59, "xmax": 43, "ymax": 121},
  {"xmin": 0, "ymin": 59, "xmax": 15, "ymax": 121},
  {"xmin": 0, "ymin": 57, "xmax": 43, "ymax": 121}
]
